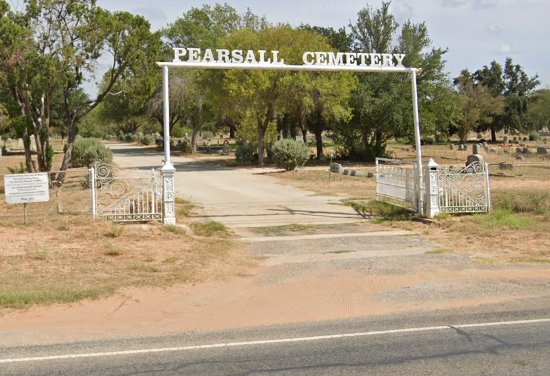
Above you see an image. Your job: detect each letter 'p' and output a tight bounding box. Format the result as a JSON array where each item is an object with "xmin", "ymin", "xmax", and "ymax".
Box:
[{"xmin": 173, "ymin": 48, "xmax": 187, "ymax": 62}]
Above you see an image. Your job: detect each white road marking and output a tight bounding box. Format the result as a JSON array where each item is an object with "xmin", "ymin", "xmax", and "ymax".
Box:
[{"xmin": 1, "ymin": 318, "xmax": 549, "ymax": 364}]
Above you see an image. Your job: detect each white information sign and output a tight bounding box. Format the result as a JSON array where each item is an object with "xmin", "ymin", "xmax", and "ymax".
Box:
[{"xmin": 4, "ymin": 173, "xmax": 49, "ymax": 204}]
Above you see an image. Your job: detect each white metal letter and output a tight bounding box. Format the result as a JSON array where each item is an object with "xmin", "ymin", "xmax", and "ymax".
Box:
[{"xmin": 173, "ymin": 48, "xmax": 187, "ymax": 62}]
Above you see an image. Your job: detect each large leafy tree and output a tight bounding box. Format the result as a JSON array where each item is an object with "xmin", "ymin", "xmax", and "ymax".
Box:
[
  {"xmin": 336, "ymin": 2, "xmax": 453, "ymax": 160},
  {"xmin": 160, "ymin": 4, "xmax": 268, "ymax": 152},
  {"xmin": 474, "ymin": 58, "xmax": 539, "ymax": 141},
  {"xmin": 527, "ymin": 89, "xmax": 550, "ymax": 132},
  {"xmin": 0, "ymin": 0, "xmax": 161, "ymax": 182},
  {"xmin": 453, "ymin": 70, "xmax": 504, "ymax": 143}
]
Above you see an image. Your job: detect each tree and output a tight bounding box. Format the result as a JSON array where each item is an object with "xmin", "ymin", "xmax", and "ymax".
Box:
[
  {"xmin": 339, "ymin": 2, "xmax": 453, "ymax": 160},
  {"xmin": 161, "ymin": 4, "xmax": 266, "ymax": 151},
  {"xmin": 474, "ymin": 58, "xmax": 539, "ymax": 141},
  {"xmin": 0, "ymin": 0, "xmax": 161, "ymax": 182},
  {"xmin": 527, "ymin": 89, "xmax": 550, "ymax": 132},
  {"xmin": 453, "ymin": 70, "xmax": 504, "ymax": 143}
]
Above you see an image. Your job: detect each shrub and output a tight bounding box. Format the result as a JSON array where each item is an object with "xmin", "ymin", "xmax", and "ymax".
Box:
[
  {"xmin": 528, "ymin": 131, "xmax": 540, "ymax": 141},
  {"xmin": 272, "ymin": 139, "xmax": 309, "ymax": 170},
  {"xmin": 140, "ymin": 134, "xmax": 156, "ymax": 146},
  {"xmin": 235, "ymin": 140, "xmax": 255, "ymax": 163},
  {"xmin": 70, "ymin": 137, "xmax": 113, "ymax": 168}
]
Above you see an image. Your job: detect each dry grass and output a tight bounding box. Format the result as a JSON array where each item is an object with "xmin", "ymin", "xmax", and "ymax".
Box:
[
  {"xmin": 268, "ymin": 144, "xmax": 550, "ymax": 263},
  {"xmin": 0, "ymin": 212, "xmax": 253, "ymax": 311}
]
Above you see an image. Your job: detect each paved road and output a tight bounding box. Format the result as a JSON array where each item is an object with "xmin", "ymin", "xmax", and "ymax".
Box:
[
  {"xmin": 110, "ymin": 144, "xmax": 364, "ymax": 228},
  {"xmin": 2, "ymin": 309, "xmax": 549, "ymax": 375}
]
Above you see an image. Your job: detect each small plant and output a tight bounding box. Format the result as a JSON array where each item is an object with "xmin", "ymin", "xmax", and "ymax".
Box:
[
  {"xmin": 104, "ymin": 245, "xmax": 124, "ymax": 256},
  {"xmin": 105, "ymin": 224, "xmax": 124, "ymax": 238},
  {"xmin": 35, "ymin": 250, "xmax": 50, "ymax": 261},
  {"xmin": 176, "ymin": 198, "xmax": 194, "ymax": 219},
  {"xmin": 191, "ymin": 221, "xmax": 228, "ymax": 237},
  {"xmin": 272, "ymin": 139, "xmax": 309, "ymax": 171},
  {"xmin": 7, "ymin": 162, "xmax": 27, "ymax": 174},
  {"xmin": 163, "ymin": 224, "xmax": 187, "ymax": 235}
]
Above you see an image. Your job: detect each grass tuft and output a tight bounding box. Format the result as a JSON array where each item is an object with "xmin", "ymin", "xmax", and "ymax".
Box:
[
  {"xmin": 175, "ymin": 198, "xmax": 195, "ymax": 219},
  {"xmin": 105, "ymin": 224, "xmax": 124, "ymax": 238},
  {"xmin": 163, "ymin": 224, "xmax": 187, "ymax": 236},
  {"xmin": 191, "ymin": 221, "xmax": 229, "ymax": 237}
]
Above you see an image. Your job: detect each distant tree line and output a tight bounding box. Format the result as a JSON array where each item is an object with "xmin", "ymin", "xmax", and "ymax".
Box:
[{"xmin": 0, "ymin": 1, "xmax": 546, "ymax": 178}]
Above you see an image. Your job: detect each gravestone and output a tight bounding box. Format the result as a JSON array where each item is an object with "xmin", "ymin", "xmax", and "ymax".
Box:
[
  {"xmin": 330, "ymin": 163, "xmax": 343, "ymax": 173},
  {"xmin": 449, "ymin": 144, "xmax": 454, "ymax": 150},
  {"xmin": 537, "ymin": 147, "xmax": 548, "ymax": 155},
  {"xmin": 350, "ymin": 170, "xmax": 357, "ymax": 176},
  {"xmin": 503, "ymin": 135, "xmax": 509, "ymax": 145},
  {"xmin": 482, "ymin": 142, "xmax": 489, "ymax": 152},
  {"xmin": 367, "ymin": 172, "xmax": 375, "ymax": 178},
  {"xmin": 472, "ymin": 144, "xmax": 480, "ymax": 154},
  {"xmin": 466, "ymin": 154, "xmax": 484, "ymax": 167},
  {"xmin": 343, "ymin": 169, "xmax": 350, "ymax": 175},
  {"xmin": 29, "ymin": 135, "xmax": 36, "ymax": 152},
  {"xmin": 222, "ymin": 140, "xmax": 229, "ymax": 155},
  {"xmin": 499, "ymin": 162, "xmax": 513, "ymax": 170}
]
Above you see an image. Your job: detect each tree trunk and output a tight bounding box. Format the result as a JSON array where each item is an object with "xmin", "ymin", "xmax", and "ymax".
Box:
[
  {"xmin": 315, "ymin": 127, "xmax": 323, "ymax": 160},
  {"xmin": 490, "ymin": 126, "xmax": 497, "ymax": 143},
  {"xmin": 257, "ymin": 123, "xmax": 266, "ymax": 166},
  {"xmin": 55, "ymin": 118, "xmax": 77, "ymax": 185}
]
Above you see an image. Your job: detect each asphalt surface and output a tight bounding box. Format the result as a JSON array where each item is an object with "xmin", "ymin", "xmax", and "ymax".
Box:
[{"xmin": 2, "ymin": 307, "xmax": 549, "ymax": 375}]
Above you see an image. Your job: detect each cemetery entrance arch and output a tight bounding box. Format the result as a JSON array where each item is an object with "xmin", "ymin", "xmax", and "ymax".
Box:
[{"xmin": 156, "ymin": 56, "xmax": 425, "ymax": 225}]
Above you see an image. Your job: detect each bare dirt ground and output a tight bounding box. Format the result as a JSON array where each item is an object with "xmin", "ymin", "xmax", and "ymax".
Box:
[{"xmin": 1, "ymin": 143, "xmax": 549, "ymax": 347}]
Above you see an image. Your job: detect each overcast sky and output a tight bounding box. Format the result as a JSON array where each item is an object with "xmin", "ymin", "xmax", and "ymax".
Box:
[{"xmin": 96, "ymin": 0, "xmax": 549, "ymax": 88}]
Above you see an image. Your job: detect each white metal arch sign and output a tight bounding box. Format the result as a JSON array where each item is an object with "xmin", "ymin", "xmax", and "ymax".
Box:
[{"xmin": 156, "ymin": 48, "xmax": 425, "ymax": 224}]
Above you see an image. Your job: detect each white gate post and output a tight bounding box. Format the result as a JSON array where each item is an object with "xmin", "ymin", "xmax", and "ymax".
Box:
[
  {"xmin": 411, "ymin": 69, "xmax": 424, "ymax": 216},
  {"xmin": 89, "ymin": 166, "xmax": 96, "ymax": 218},
  {"xmin": 424, "ymin": 158, "xmax": 440, "ymax": 218},
  {"xmin": 161, "ymin": 65, "xmax": 176, "ymax": 225}
]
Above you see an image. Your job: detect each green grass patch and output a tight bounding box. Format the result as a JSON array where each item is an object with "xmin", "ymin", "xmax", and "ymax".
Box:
[
  {"xmin": 473, "ymin": 208, "xmax": 534, "ymax": 230},
  {"xmin": 426, "ymin": 248, "xmax": 453, "ymax": 255},
  {"xmin": 191, "ymin": 221, "xmax": 229, "ymax": 237},
  {"xmin": 492, "ymin": 189, "xmax": 550, "ymax": 215},
  {"xmin": 254, "ymin": 224, "xmax": 318, "ymax": 236},
  {"xmin": 0, "ymin": 287, "xmax": 113, "ymax": 309},
  {"xmin": 343, "ymin": 199, "xmax": 413, "ymax": 221}
]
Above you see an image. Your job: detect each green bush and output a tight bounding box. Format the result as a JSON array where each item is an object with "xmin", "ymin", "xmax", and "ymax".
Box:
[
  {"xmin": 235, "ymin": 140, "xmax": 255, "ymax": 163},
  {"xmin": 528, "ymin": 131, "xmax": 540, "ymax": 141},
  {"xmin": 70, "ymin": 137, "xmax": 113, "ymax": 168},
  {"xmin": 272, "ymin": 139, "xmax": 309, "ymax": 170},
  {"xmin": 140, "ymin": 134, "xmax": 156, "ymax": 146}
]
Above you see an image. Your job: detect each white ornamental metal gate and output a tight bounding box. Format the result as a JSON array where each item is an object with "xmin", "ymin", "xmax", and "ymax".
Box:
[
  {"xmin": 89, "ymin": 163, "xmax": 163, "ymax": 222},
  {"xmin": 375, "ymin": 158, "xmax": 418, "ymax": 210},
  {"xmin": 438, "ymin": 161, "xmax": 491, "ymax": 213}
]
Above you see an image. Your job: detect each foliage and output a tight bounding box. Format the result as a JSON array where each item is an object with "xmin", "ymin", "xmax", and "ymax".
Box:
[
  {"xmin": 0, "ymin": 0, "xmax": 162, "ymax": 183},
  {"xmin": 473, "ymin": 58, "xmax": 539, "ymax": 141},
  {"xmin": 527, "ymin": 90, "xmax": 550, "ymax": 131},
  {"xmin": 334, "ymin": 2, "xmax": 453, "ymax": 161},
  {"xmin": 272, "ymin": 139, "xmax": 310, "ymax": 170},
  {"xmin": 70, "ymin": 137, "xmax": 113, "ymax": 168},
  {"xmin": 235, "ymin": 140, "xmax": 256, "ymax": 163},
  {"xmin": 452, "ymin": 70, "xmax": 505, "ymax": 143}
]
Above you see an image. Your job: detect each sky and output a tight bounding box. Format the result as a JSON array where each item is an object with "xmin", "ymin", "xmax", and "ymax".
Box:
[{"xmin": 94, "ymin": 0, "xmax": 549, "ymax": 88}]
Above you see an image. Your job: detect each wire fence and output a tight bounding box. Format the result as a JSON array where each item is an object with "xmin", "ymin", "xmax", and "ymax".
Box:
[{"xmin": 1, "ymin": 168, "xmax": 91, "ymax": 225}]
